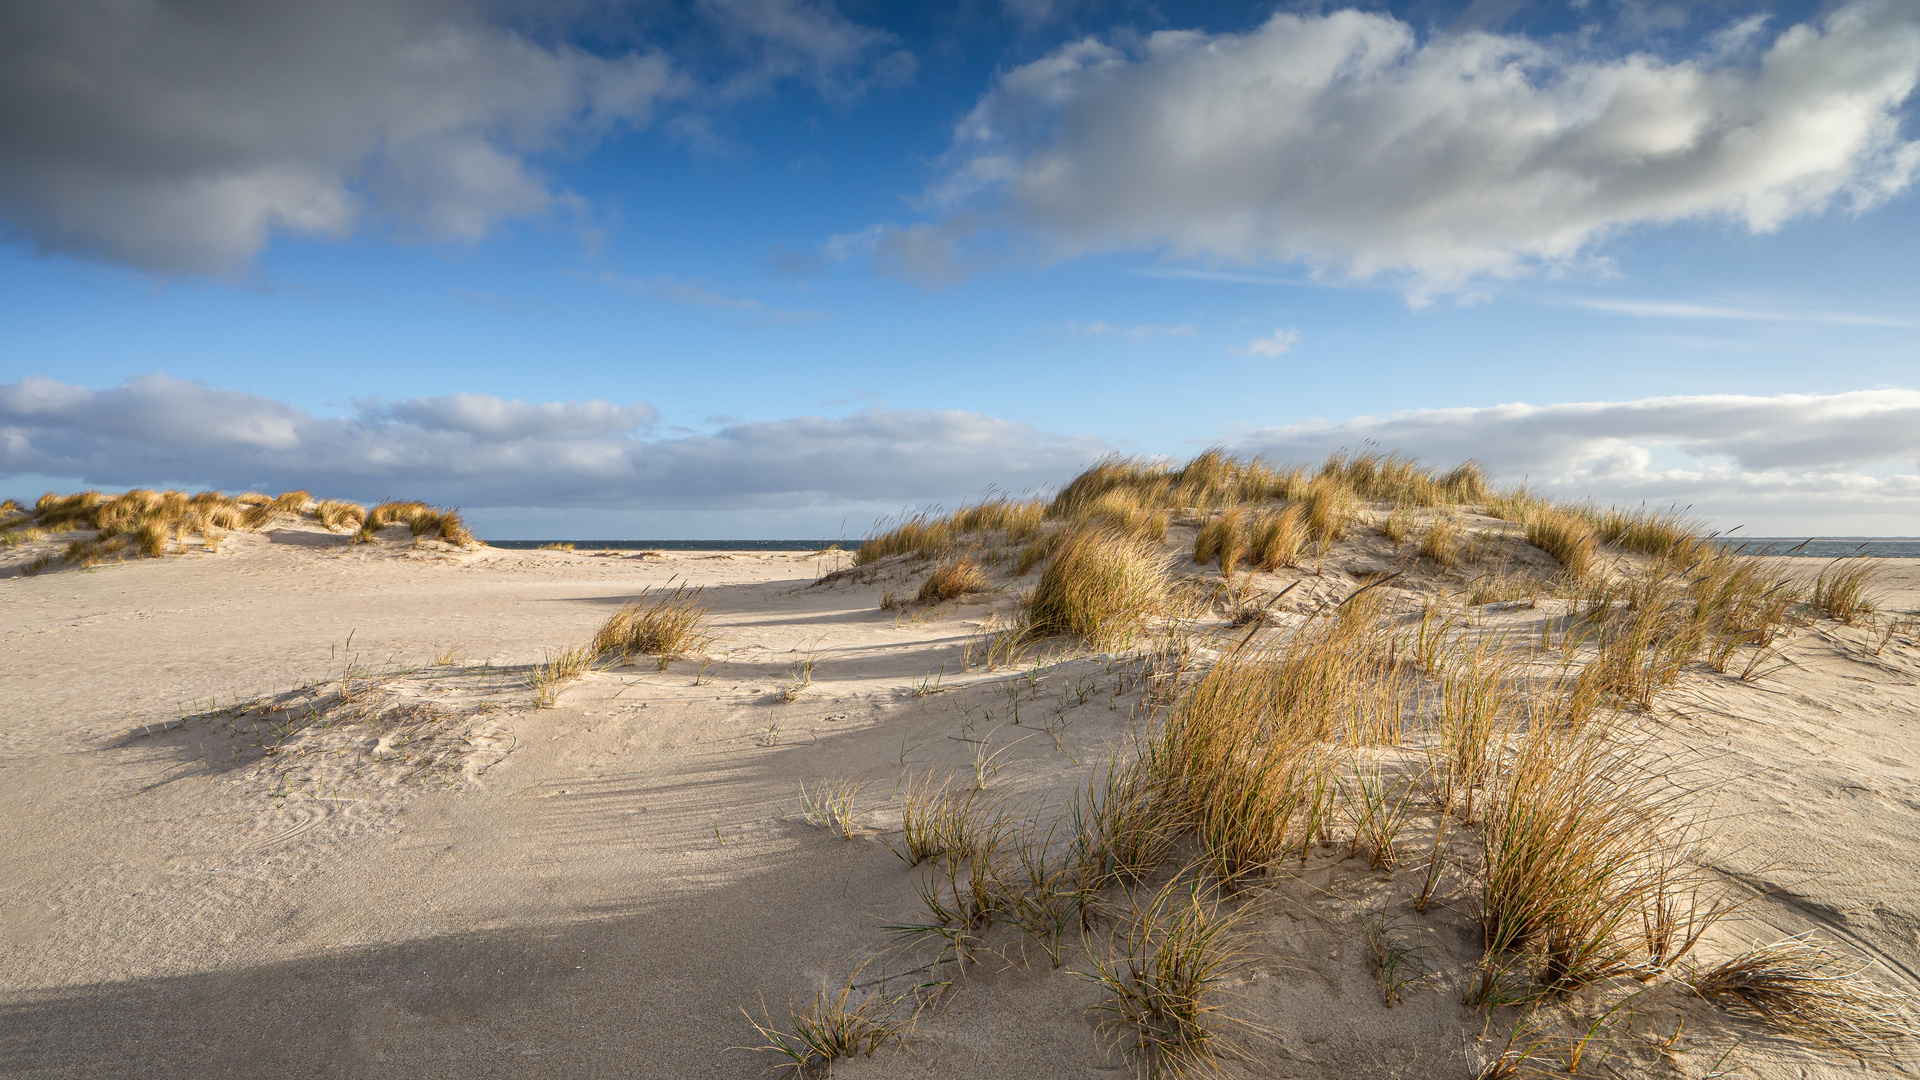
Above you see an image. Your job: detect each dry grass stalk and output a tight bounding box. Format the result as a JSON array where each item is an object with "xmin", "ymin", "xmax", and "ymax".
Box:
[
  {"xmin": 592, "ymin": 584, "xmax": 714, "ymax": 663},
  {"xmin": 1686, "ymin": 934, "xmax": 1920, "ymax": 1059},
  {"xmin": 917, "ymin": 557, "xmax": 989, "ymax": 603},
  {"xmin": 1027, "ymin": 528, "xmax": 1171, "ymax": 647}
]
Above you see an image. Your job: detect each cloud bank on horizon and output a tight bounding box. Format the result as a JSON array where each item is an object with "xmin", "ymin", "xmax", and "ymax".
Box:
[
  {"xmin": 925, "ymin": 0, "xmax": 1920, "ymax": 291},
  {"xmin": 3, "ymin": 375, "xmax": 1916, "ymax": 536}
]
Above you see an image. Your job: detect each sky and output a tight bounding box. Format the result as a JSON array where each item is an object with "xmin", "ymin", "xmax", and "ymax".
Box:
[{"xmin": 2, "ymin": 0, "xmax": 1918, "ymax": 539}]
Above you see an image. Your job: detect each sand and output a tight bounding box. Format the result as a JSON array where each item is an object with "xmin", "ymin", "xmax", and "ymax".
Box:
[{"xmin": 2, "ymin": 521, "xmax": 1916, "ymax": 1078}]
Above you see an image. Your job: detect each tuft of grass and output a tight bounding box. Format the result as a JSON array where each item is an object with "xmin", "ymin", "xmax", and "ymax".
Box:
[
  {"xmin": 890, "ymin": 772, "xmax": 1001, "ymax": 865},
  {"xmin": 1526, "ymin": 510, "xmax": 1598, "ymax": 579},
  {"xmin": 740, "ymin": 959, "xmax": 912, "ymax": 1076},
  {"xmin": 1027, "ymin": 528, "xmax": 1171, "ymax": 647},
  {"xmin": 1420, "ymin": 516, "xmax": 1463, "ymax": 568},
  {"xmin": 20, "ymin": 553, "xmax": 56, "ymax": 576},
  {"xmin": 918, "ymin": 557, "xmax": 989, "ymax": 603},
  {"xmin": 854, "ymin": 495, "xmax": 1047, "ymax": 566},
  {"xmin": 799, "ymin": 776, "xmax": 868, "ymax": 839},
  {"xmin": 1078, "ymin": 878, "xmax": 1257, "ymax": 1078},
  {"xmin": 530, "ymin": 646, "xmax": 595, "ymax": 708},
  {"xmin": 1810, "ymin": 558, "xmax": 1880, "ymax": 625},
  {"xmin": 1300, "ymin": 477, "xmax": 1354, "ymax": 546},
  {"xmin": 272, "ymin": 489, "xmax": 312, "ymax": 513},
  {"xmin": 592, "ymin": 584, "xmax": 714, "ymax": 663},
  {"xmin": 1687, "ymin": 934, "xmax": 1919, "ymax": 1059},
  {"xmin": 353, "ymin": 501, "xmax": 476, "ymax": 546},
  {"xmin": 312, "ymin": 499, "xmax": 367, "ymax": 531}
]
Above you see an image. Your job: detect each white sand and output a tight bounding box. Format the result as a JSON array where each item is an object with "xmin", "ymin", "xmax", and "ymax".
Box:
[{"xmin": 2, "ymin": 521, "xmax": 1916, "ymax": 1077}]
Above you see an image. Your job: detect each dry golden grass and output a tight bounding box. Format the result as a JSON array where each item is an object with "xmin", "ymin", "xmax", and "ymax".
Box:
[
  {"xmin": 1300, "ymin": 478, "xmax": 1354, "ymax": 545},
  {"xmin": 854, "ymin": 496, "xmax": 1047, "ymax": 566},
  {"xmin": 1026, "ymin": 528, "xmax": 1172, "ymax": 646},
  {"xmin": 592, "ymin": 584, "xmax": 714, "ymax": 663},
  {"xmin": 1811, "ymin": 559, "xmax": 1881, "ymax": 624},
  {"xmin": 1526, "ymin": 510, "xmax": 1598, "ymax": 578},
  {"xmin": 918, "ymin": 557, "xmax": 989, "ymax": 603},
  {"xmin": 1420, "ymin": 515, "xmax": 1464, "ymax": 568},
  {"xmin": 313, "ymin": 499, "xmax": 367, "ymax": 531},
  {"xmin": 1686, "ymin": 934, "xmax": 1919, "ymax": 1058},
  {"xmin": 6, "ymin": 486, "xmax": 389, "ymax": 570},
  {"xmin": 353, "ymin": 500, "xmax": 475, "ymax": 546}
]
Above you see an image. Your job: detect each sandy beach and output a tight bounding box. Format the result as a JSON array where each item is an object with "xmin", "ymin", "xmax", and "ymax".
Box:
[{"xmin": 2, "ymin": 510, "xmax": 1917, "ymax": 1079}]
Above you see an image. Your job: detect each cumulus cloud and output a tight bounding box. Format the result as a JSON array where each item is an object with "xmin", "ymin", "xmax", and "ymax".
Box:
[
  {"xmin": 0, "ymin": 374, "xmax": 1104, "ymax": 510},
  {"xmin": 0, "ymin": 0, "xmax": 911, "ymax": 275},
  {"xmin": 1238, "ymin": 328, "xmax": 1302, "ymax": 357},
  {"xmin": 933, "ymin": 0, "xmax": 1920, "ymax": 289},
  {"xmin": 1233, "ymin": 389, "xmax": 1920, "ymax": 533}
]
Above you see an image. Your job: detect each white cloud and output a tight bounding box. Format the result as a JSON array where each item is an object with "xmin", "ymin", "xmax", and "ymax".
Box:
[
  {"xmin": 0, "ymin": 374, "xmax": 1105, "ymax": 511},
  {"xmin": 1238, "ymin": 328, "xmax": 1302, "ymax": 357},
  {"xmin": 0, "ymin": 0, "xmax": 911, "ymax": 275},
  {"xmin": 1066, "ymin": 320, "xmax": 1196, "ymax": 339},
  {"xmin": 1233, "ymin": 389, "xmax": 1920, "ymax": 534},
  {"xmin": 934, "ymin": 1, "xmax": 1920, "ymax": 289}
]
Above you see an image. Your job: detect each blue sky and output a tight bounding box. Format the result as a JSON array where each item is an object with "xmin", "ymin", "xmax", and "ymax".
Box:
[{"xmin": 2, "ymin": 0, "xmax": 1918, "ymax": 537}]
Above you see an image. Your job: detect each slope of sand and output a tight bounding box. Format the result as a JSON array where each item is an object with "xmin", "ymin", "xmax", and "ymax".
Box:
[{"xmin": 2, "ymin": 521, "xmax": 1916, "ymax": 1078}]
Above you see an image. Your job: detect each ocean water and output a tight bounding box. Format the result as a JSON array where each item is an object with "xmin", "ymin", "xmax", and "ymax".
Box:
[
  {"xmin": 1711, "ymin": 538, "xmax": 1920, "ymax": 560},
  {"xmin": 485, "ymin": 539, "xmax": 843, "ymax": 552}
]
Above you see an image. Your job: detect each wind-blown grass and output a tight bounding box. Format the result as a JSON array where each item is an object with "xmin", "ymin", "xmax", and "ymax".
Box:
[
  {"xmin": 1027, "ymin": 528, "xmax": 1171, "ymax": 647},
  {"xmin": 592, "ymin": 584, "xmax": 714, "ymax": 664}
]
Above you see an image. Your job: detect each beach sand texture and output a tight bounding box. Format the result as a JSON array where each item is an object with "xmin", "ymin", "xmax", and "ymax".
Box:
[{"xmin": 2, "ymin": 515, "xmax": 1917, "ymax": 1079}]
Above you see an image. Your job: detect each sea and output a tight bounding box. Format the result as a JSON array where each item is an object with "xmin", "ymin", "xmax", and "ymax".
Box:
[{"xmin": 1709, "ymin": 538, "xmax": 1920, "ymax": 560}]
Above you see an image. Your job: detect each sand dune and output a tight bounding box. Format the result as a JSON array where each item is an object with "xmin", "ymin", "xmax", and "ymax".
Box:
[{"xmin": 2, "ymin": 513, "xmax": 1916, "ymax": 1078}]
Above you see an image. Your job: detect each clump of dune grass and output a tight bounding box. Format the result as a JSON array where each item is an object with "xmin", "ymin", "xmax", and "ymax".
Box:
[
  {"xmin": 313, "ymin": 500, "xmax": 366, "ymax": 531},
  {"xmin": 854, "ymin": 495, "xmax": 1047, "ymax": 566},
  {"xmin": 1686, "ymin": 934, "xmax": 1919, "ymax": 1058},
  {"xmin": 1420, "ymin": 514, "xmax": 1465, "ymax": 568},
  {"xmin": 918, "ymin": 557, "xmax": 989, "ymax": 603},
  {"xmin": 353, "ymin": 500, "xmax": 475, "ymax": 546},
  {"xmin": 529, "ymin": 645, "xmax": 595, "ymax": 708},
  {"xmin": 741, "ymin": 959, "xmax": 913, "ymax": 1076},
  {"xmin": 799, "ymin": 775, "xmax": 869, "ymax": 840},
  {"xmin": 1027, "ymin": 528, "xmax": 1171, "ymax": 647},
  {"xmin": 890, "ymin": 772, "xmax": 1001, "ymax": 865},
  {"xmin": 1811, "ymin": 559, "xmax": 1880, "ymax": 624},
  {"xmin": 1587, "ymin": 504, "xmax": 1703, "ymax": 564},
  {"xmin": 1526, "ymin": 510, "xmax": 1598, "ymax": 578},
  {"xmin": 592, "ymin": 584, "xmax": 714, "ymax": 664},
  {"xmin": 1299, "ymin": 477, "xmax": 1354, "ymax": 545},
  {"xmin": 1078, "ymin": 878, "xmax": 1258, "ymax": 1078}
]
